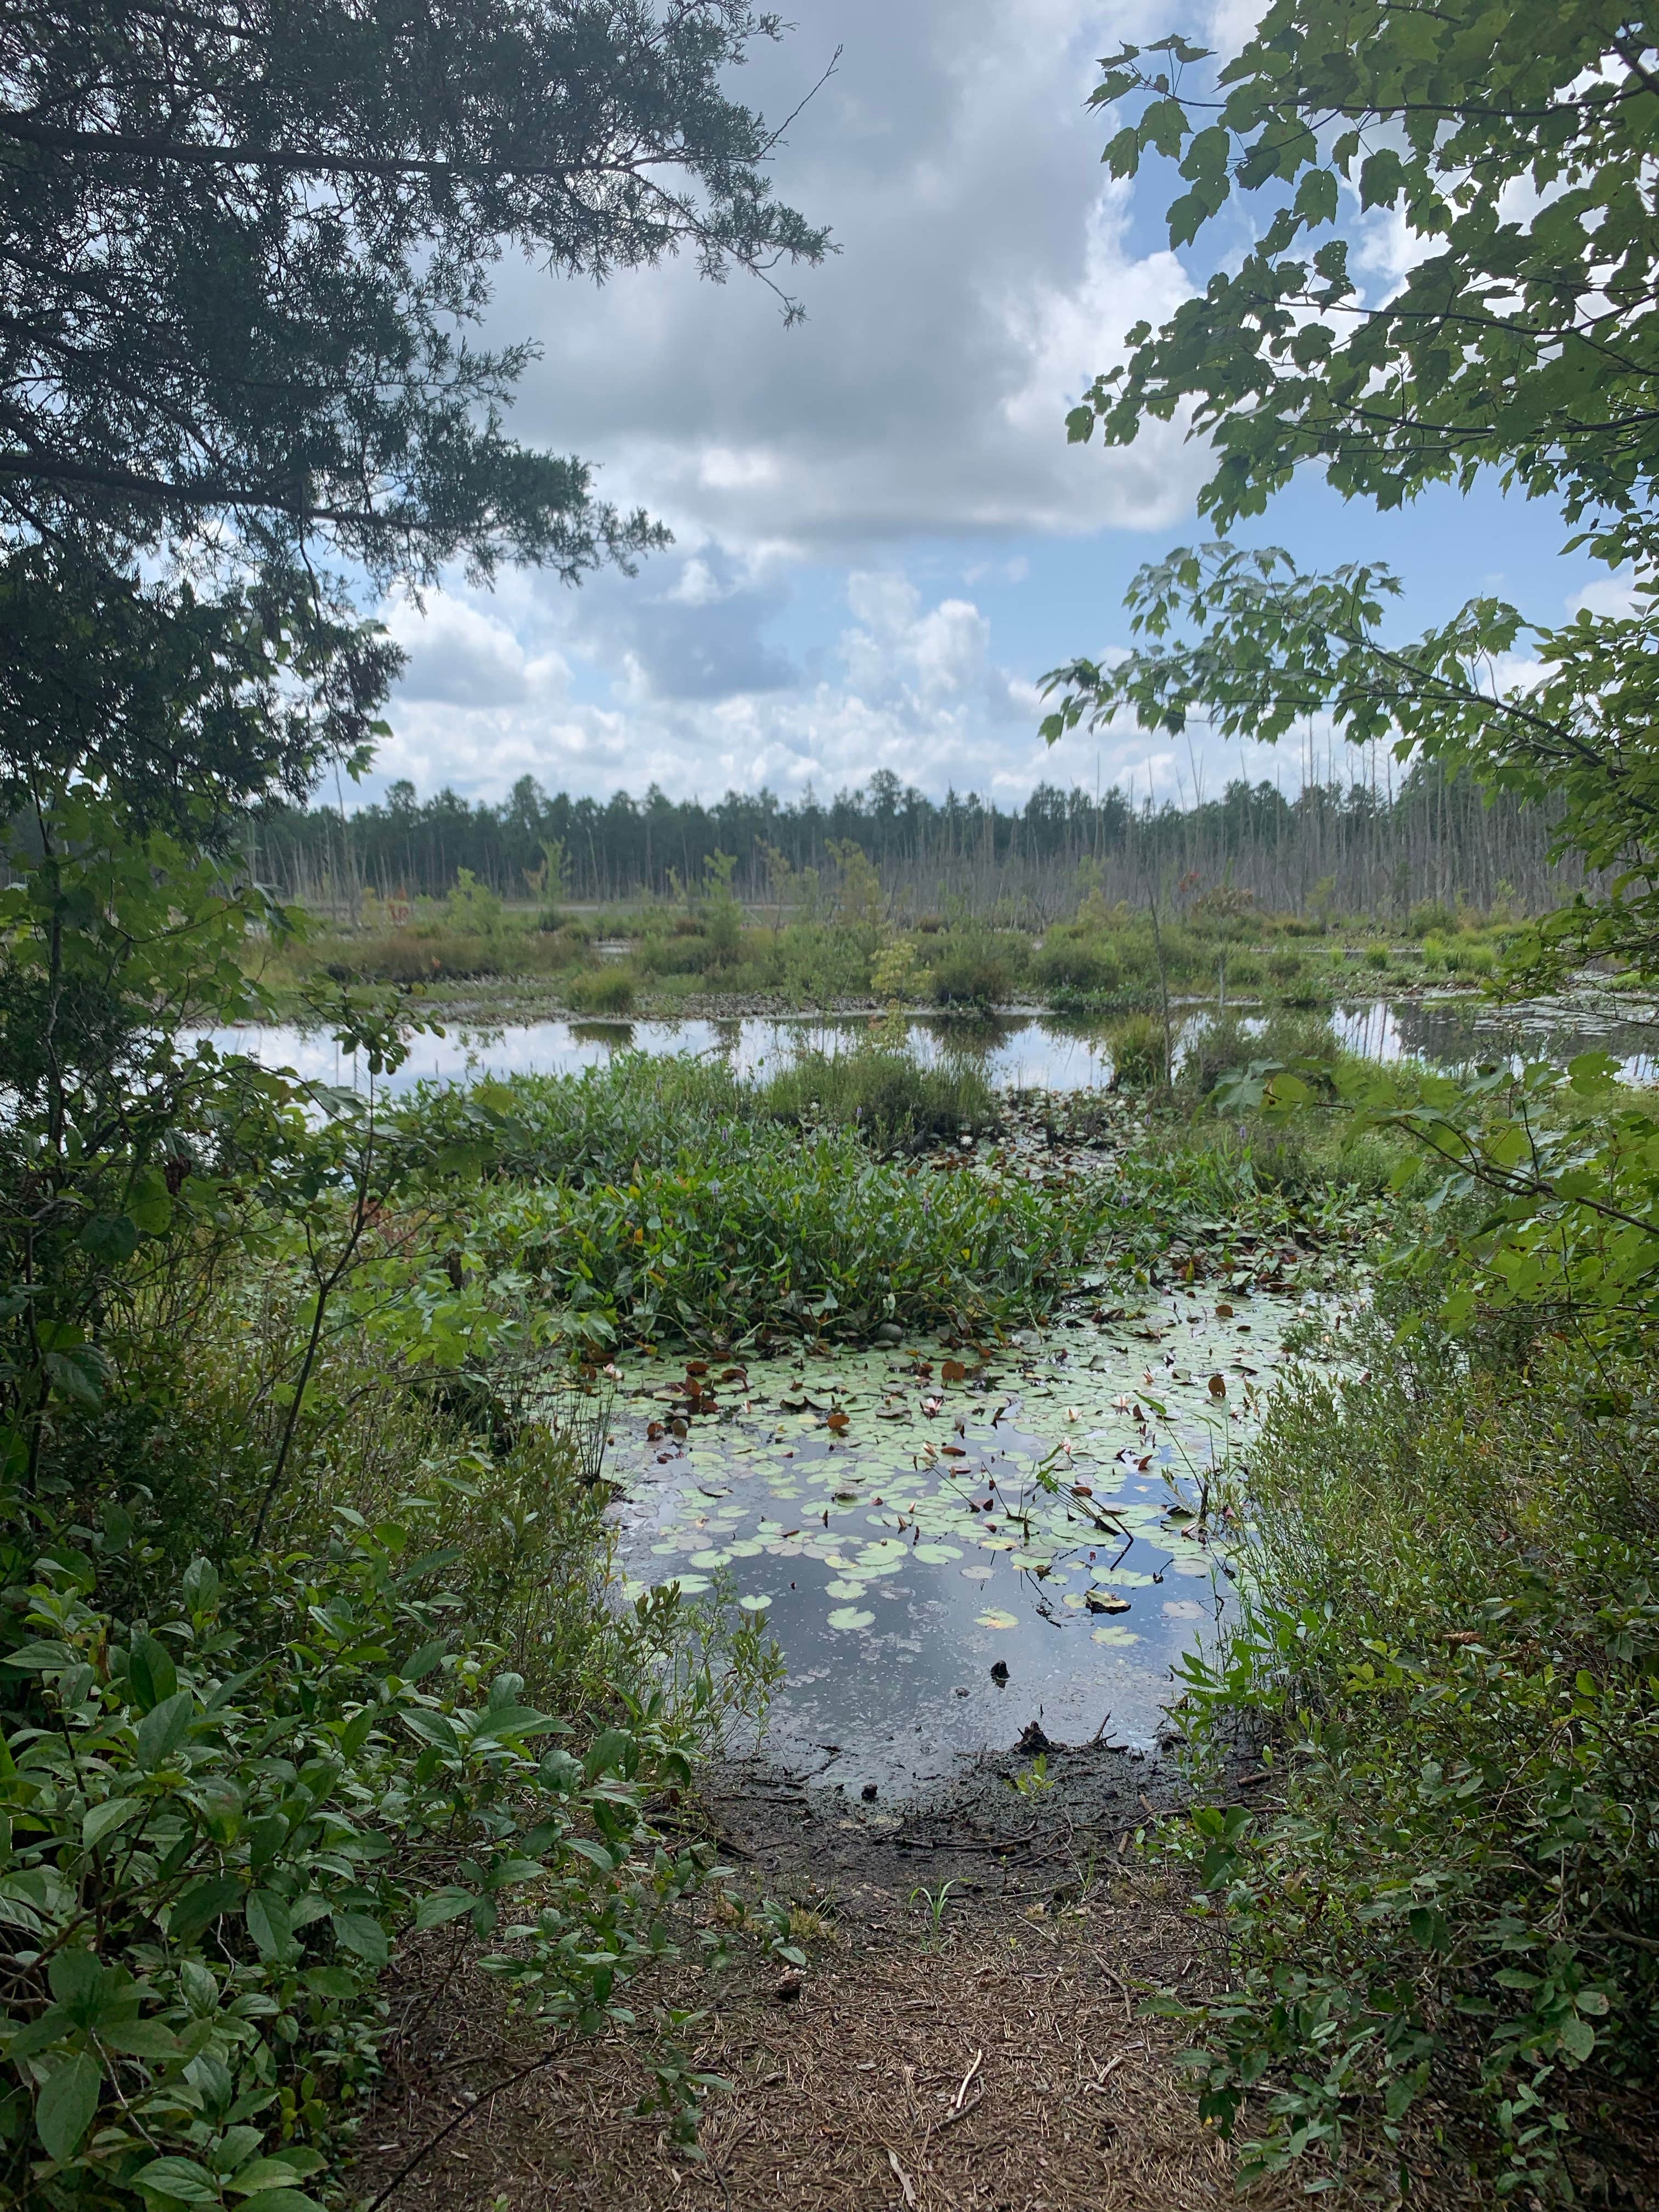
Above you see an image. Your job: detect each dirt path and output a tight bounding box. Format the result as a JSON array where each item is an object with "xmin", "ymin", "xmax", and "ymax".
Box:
[{"xmin": 350, "ymin": 1742, "xmax": 1312, "ymax": 2212}]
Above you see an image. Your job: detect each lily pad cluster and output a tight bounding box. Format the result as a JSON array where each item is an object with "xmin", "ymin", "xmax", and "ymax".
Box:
[{"xmin": 607, "ymin": 1290, "xmax": 1314, "ymax": 1708}]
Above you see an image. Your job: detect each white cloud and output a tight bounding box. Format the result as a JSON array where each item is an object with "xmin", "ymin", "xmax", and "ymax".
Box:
[
  {"xmin": 371, "ymin": 558, "xmax": 1296, "ymax": 812},
  {"xmin": 371, "ymin": 0, "xmax": 1276, "ymax": 805},
  {"xmin": 1567, "ymin": 573, "xmax": 1640, "ymax": 620}
]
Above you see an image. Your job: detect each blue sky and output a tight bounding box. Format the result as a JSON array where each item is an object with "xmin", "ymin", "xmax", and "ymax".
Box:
[{"xmin": 369, "ymin": 0, "xmax": 1614, "ymax": 812}]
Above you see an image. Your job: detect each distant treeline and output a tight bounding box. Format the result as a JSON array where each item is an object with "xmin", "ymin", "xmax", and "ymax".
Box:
[{"xmin": 256, "ymin": 763, "xmax": 1578, "ymax": 921}]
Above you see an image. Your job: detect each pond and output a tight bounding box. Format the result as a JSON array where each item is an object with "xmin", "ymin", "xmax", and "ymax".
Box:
[
  {"xmin": 203, "ymin": 990, "xmax": 1658, "ymax": 1096},
  {"xmin": 602, "ymin": 1284, "xmax": 1332, "ymax": 1795}
]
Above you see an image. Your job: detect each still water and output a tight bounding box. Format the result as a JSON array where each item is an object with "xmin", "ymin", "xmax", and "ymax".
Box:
[
  {"xmin": 198, "ymin": 991, "xmax": 1645, "ymax": 1791},
  {"xmin": 204, "ymin": 991, "xmax": 1658, "ymax": 1095},
  {"xmin": 604, "ymin": 1287, "xmax": 1326, "ymax": 1793}
]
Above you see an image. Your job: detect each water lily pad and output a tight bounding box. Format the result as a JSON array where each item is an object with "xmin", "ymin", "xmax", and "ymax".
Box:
[
  {"xmin": 912, "ymin": 1542, "xmax": 963, "ymax": 1563},
  {"xmin": 688, "ymin": 1549, "xmax": 730, "ymax": 1569},
  {"xmin": 976, "ymin": 1608, "xmax": 1019, "ymax": 1629},
  {"xmin": 665, "ymin": 1573, "xmax": 711, "ymax": 1594},
  {"xmin": 823, "ymin": 1577, "xmax": 868, "ymax": 1599},
  {"xmin": 1090, "ymin": 1622, "xmax": 1139, "ymax": 1645},
  {"xmin": 737, "ymin": 1593, "xmax": 772, "ymax": 1612},
  {"xmin": 826, "ymin": 1605, "xmax": 874, "ymax": 1631}
]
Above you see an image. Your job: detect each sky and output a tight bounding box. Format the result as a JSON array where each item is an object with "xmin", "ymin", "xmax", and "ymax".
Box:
[{"xmin": 369, "ymin": 0, "xmax": 1615, "ymax": 814}]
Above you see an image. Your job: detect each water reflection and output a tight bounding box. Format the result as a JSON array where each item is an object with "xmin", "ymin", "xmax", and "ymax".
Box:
[
  {"xmin": 607, "ymin": 1290, "xmax": 1305, "ymax": 1792},
  {"xmin": 200, "ymin": 990, "xmax": 1658, "ymax": 1096}
]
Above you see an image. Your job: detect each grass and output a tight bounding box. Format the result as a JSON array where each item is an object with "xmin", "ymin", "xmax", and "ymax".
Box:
[{"xmin": 757, "ymin": 1037, "xmax": 996, "ymax": 1142}]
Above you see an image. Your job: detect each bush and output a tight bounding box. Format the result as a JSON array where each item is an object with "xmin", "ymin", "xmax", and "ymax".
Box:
[
  {"xmin": 1107, "ymin": 1011, "xmax": 1167, "ymax": 1088},
  {"xmin": 0, "ymin": 1504, "xmax": 713, "ymax": 2208},
  {"xmin": 1032, "ymin": 929, "xmax": 1122, "ymax": 997},
  {"xmin": 565, "ymin": 964, "xmax": 636, "ymax": 1014},
  {"xmin": 929, "ymin": 949, "xmax": 1010, "ymax": 1008},
  {"xmin": 1164, "ymin": 1316, "xmax": 1659, "ymax": 2199},
  {"xmin": 759, "ymin": 1039, "xmax": 995, "ymax": 1144},
  {"xmin": 470, "ymin": 1118, "xmax": 1102, "ymax": 1347},
  {"xmin": 1409, "ymin": 899, "xmax": 1461, "ymax": 939}
]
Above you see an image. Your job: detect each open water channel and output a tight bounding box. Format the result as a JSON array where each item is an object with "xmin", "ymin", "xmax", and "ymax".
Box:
[{"xmin": 205, "ymin": 990, "xmax": 1650, "ymax": 1791}]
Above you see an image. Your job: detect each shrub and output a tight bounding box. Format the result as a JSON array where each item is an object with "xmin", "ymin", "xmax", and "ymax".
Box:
[
  {"xmin": 635, "ymin": 929, "xmax": 712, "ymax": 977},
  {"xmin": 869, "ymin": 938, "xmax": 926, "ymax": 1002},
  {"xmin": 443, "ymin": 868, "xmax": 504, "ymax": 939},
  {"xmin": 1165, "ymin": 1322, "xmax": 1659, "ymax": 2199},
  {"xmin": 0, "ymin": 1506, "xmax": 713, "ymax": 2208},
  {"xmin": 1267, "ymin": 949, "xmax": 1305, "ymax": 983},
  {"xmin": 565, "ymin": 964, "xmax": 636, "ymax": 1014},
  {"xmin": 472, "ymin": 1121, "xmax": 1102, "ymax": 1346},
  {"xmin": 1409, "ymin": 899, "xmax": 1461, "ymax": 939},
  {"xmin": 929, "ymin": 949, "xmax": 1010, "ymax": 1008},
  {"xmin": 1107, "ymin": 1011, "xmax": 1167, "ymax": 1089},
  {"xmin": 1032, "ymin": 930, "xmax": 1122, "ymax": 997}
]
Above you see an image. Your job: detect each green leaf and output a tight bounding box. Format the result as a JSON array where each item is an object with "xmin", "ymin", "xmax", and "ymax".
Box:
[
  {"xmin": 236, "ymin": 2191, "xmax": 327, "ymax": 2212},
  {"xmin": 83, "ymin": 1795, "xmax": 144, "ymax": 1848},
  {"xmin": 101, "ymin": 2017, "xmax": 182, "ymax": 2057},
  {"xmin": 0, "ymin": 1639, "xmax": 74, "ymax": 1672},
  {"xmin": 245, "ymin": 1889, "xmax": 294, "ymax": 1962},
  {"xmin": 169, "ymin": 1875, "xmax": 241, "ymax": 1944},
  {"xmin": 78, "ymin": 1212, "xmax": 140, "ymax": 1262},
  {"xmin": 227, "ymin": 2158, "xmax": 312, "ymax": 2196},
  {"xmin": 330, "ymin": 1910, "xmax": 390, "ymax": 1967},
  {"xmin": 136, "ymin": 1690, "xmax": 194, "ymax": 1770},
  {"xmin": 128, "ymin": 1633, "xmax": 179, "ymax": 1712},
  {"xmin": 1559, "ymin": 2012, "xmax": 1595, "ymax": 2063},
  {"xmin": 36, "ymin": 2049, "xmax": 102, "ymax": 2164},
  {"xmin": 132, "ymin": 2155, "xmax": 221, "ymax": 2204},
  {"xmin": 412, "ymin": 1888, "xmax": 477, "ymax": 1931}
]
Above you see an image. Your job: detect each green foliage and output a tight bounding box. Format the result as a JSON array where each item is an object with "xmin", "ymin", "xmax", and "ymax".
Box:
[
  {"xmin": 1163, "ymin": 1324, "xmax": 1659, "ymax": 2197},
  {"xmin": 0, "ymin": 1497, "xmax": 715, "ymax": 2206},
  {"xmin": 386, "ymin": 1057, "xmax": 1095, "ymax": 1348},
  {"xmin": 471, "ymin": 1124, "xmax": 1098, "ymax": 1350},
  {"xmin": 1043, "ymin": 540, "xmax": 1659, "ymax": 992},
  {"xmin": 757, "ymin": 1038, "xmax": 996, "ymax": 1146},
  {"xmin": 1176, "ymin": 1009, "xmax": 1340, "ymax": 1106},
  {"xmin": 1071, "ymin": 4, "xmax": 1659, "ymax": 570},
  {"xmin": 1106, "ymin": 1011, "xmax": 1168, "ymax": 1090},
  {"xmin": 7, "ymin": 1, "xmax": 826, "ymax": 579},
  {"xmin": 928, "ymin": 941, "xmax": 1014, "ymax": 1009},
  {"xmin": 565, "ymin": 965, "xmax": 637, "ymax": 1015},
  {"xmin": 442, "ymin": 870, "xmax": 505, "ymax": 941},
  {"xmin": 1222, "ymin": 1052, "xmax": 1659, "ymax": 1353}
]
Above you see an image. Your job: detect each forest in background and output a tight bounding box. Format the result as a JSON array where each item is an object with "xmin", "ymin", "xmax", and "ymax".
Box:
[{"xmin": 256, "ymin": 757, "xmax": 1576, "ymax": 921}]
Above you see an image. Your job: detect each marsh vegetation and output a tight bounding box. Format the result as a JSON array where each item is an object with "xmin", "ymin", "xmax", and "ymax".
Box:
[{"xmin": 8, "ymin": 0, "xmax": 1659, "ymax": 2206}]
